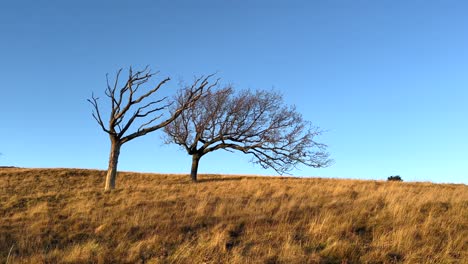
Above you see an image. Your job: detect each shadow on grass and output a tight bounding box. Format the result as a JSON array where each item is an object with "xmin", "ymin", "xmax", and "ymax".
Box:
[{"xmin": 197, "ymin": 177, "xmax": 246, "ymax": 183}]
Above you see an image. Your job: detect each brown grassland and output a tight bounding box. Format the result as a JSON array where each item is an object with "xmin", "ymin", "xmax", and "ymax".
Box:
[{"xmin": 0, "ymin": 168, "xmax": 467, "ymax": 263}]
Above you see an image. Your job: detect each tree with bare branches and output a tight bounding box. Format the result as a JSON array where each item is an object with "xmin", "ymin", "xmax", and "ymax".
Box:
[
  {"xmin": 164, "ymin": 86, "xmax": 331, "ymax": 182},
  {"xmin": 88, "ymin": 66, "xmax": 216, "ymax": 191}
]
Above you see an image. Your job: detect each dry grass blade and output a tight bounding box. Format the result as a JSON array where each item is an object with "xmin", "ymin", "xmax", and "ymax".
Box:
[{"xmin": 0, "ymin": 168, "xmax": 466, "ymax": 263}]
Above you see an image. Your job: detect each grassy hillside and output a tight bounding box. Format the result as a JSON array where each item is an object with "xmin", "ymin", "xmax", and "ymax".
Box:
[{"xmin": 0, "ymin": 168, "xmax": 466, "ymax": 263}]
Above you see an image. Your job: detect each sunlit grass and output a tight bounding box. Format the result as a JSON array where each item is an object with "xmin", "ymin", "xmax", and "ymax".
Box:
[{"xmin": 1, "ymin": 168, "xmax": 466, "ymax": 263}]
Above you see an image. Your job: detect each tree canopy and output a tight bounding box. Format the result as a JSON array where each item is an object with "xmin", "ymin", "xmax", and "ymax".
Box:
[
  {"xmin": 88, "ymin": 66, "xmax": 216, "ymax": 190},
  {"xmin": 164, "ymin": 86, "xmax": 331, "ymax": 181}
]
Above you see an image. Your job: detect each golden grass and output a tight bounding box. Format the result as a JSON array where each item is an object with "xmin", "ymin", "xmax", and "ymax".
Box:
[{"xmin": 0, "ymin": 168, "xmax": 466, "ymax": 263}]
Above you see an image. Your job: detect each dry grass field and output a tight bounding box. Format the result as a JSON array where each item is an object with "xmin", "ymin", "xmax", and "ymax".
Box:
[{"xmin": 0, "ymin": 168, "xmax": 467, "ymax": 263}]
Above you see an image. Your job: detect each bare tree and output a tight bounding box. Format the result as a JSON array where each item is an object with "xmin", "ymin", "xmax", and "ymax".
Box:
[
  {"xmin": 164, "ymin": 87, "xmax": 331, "ymax": 181},
  {"xmin": 88, "ymin": 66, "xmax": 216, "ymax": 191}
]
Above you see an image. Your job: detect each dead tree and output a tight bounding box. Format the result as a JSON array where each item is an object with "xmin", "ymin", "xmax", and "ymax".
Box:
[
  {"xmin": 88, "ymin": 66, "xmax": 216, "ymax": 191},
  {"xmin": 164, "ymin": 87, "xmax": 331, "ymax": 181}
]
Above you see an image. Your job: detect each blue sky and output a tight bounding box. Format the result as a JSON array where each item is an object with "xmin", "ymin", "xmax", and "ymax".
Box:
[{"xmin": 1, "ymin": 1, "xmax": 467, "ymax": 183}]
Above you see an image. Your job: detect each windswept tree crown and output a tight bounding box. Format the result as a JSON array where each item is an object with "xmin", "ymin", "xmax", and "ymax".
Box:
[{"xmin": 164, "ymin": 86, "xmax": 331, "ymax": 175}]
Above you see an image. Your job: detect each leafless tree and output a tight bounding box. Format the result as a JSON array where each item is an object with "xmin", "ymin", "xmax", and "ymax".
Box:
[
  {"xmin": 164, "ymin": 87, "xmax": 331, "ymax": 181},
  {"xmin": 88, "ymin": 66, "xmax": 216, "ymax": 191}
]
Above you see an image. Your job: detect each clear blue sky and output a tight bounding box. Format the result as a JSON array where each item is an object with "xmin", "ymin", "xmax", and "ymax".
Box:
[{"xmin": 1, "ymin": 1, "xmax": 467, "ymax": 183}]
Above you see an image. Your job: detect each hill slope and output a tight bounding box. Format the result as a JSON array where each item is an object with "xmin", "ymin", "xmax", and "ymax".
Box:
[{"xmin": 0, "ymin": 168, "xmax": 467, "ymax": 263}]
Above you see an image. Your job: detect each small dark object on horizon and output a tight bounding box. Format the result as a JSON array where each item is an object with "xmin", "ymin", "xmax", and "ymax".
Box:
[{"xmin": 388, "ymin": 175, "xmax": 403, "ymax": 182}]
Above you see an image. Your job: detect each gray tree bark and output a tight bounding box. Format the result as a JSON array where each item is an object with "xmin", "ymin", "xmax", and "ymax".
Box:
[{"xmin": 105, "ymin": 138, "xmax": 121, "ymax": 191}]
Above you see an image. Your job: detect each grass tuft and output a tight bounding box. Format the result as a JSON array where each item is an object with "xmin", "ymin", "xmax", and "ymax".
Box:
[{"xmin": 0, "ymin": 168, "xmax": 466, "ymax": 263}]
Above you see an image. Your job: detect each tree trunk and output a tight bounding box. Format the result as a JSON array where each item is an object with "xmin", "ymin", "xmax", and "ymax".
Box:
[
  {"xmin": 105, "ymin": 138, "xmax": 121, "ymax": 191},
  {"xmin": 190, "ymin": 154, "xmax": 201, "ymax": 182}
]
